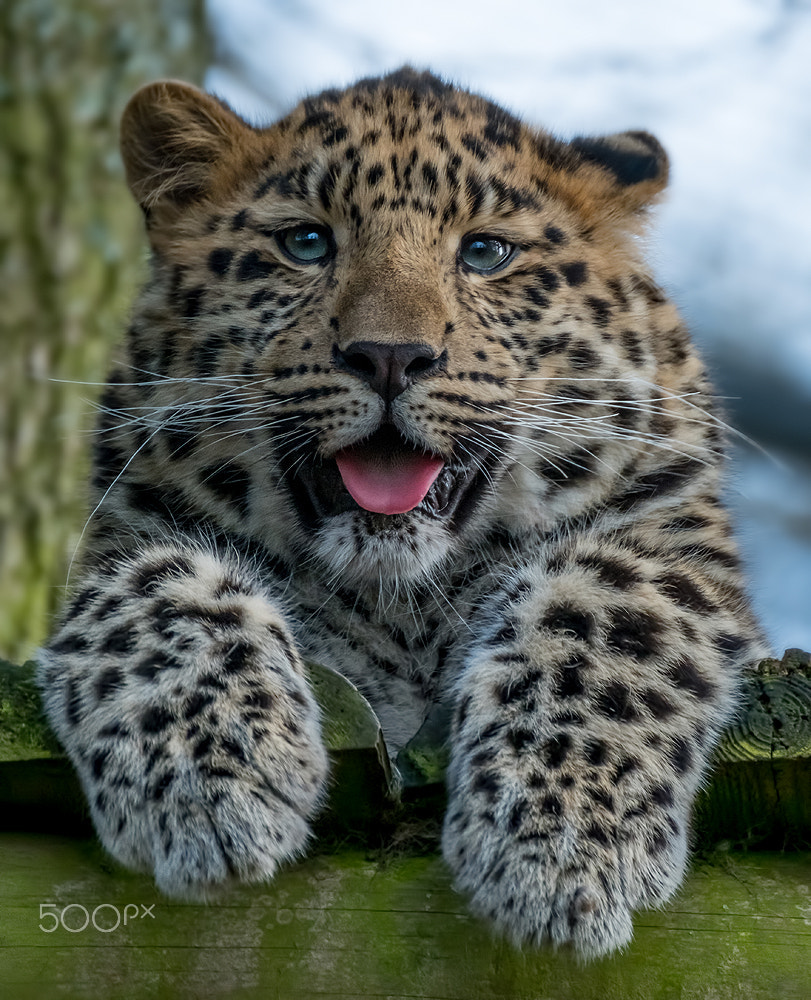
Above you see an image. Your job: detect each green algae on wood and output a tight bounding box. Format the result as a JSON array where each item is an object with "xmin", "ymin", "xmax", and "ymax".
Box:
[{"xmin": 2, "ymin": 834, "xmax": 810, "ymax": 1000}]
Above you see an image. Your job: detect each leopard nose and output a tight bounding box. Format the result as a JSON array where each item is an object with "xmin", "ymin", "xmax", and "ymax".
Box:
[{"xmin": 332, "ymin": 341, "xmax": 447, "ymax": 402}]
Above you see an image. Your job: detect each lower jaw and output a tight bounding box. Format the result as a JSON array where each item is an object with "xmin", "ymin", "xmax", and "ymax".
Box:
[
  {"xmin": 307, "ymin": 510, "xmax": 456, "ymax": 591},
  {"xmin": 423, "ymin": 463, "xmax": 491, "ymax": 529}
]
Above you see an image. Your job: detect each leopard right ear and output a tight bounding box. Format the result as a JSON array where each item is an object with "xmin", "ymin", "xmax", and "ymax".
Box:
[{"xmin": 120, "ymin": 80, "xmax": 257, "ymax": 216}]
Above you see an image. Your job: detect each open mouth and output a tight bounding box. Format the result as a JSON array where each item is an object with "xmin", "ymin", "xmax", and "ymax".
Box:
[
  {"xmin": 335, "ymin": 428, "xmax": 444, "ymax": 515},
  {"xmin": 283, "ymin": 425, "xmax": 496, "ymax": 530}
]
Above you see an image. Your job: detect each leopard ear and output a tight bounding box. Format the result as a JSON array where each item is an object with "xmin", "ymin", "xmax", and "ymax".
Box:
[
  {"xmin": 569, "ymin": 130, "xmax": 669, "ymax": 211},
  {"xmin": 120, "ymin": 80, "xmax": 254, "ymax": 214}
]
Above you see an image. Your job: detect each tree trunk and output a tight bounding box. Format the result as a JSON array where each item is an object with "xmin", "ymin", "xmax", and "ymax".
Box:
[{"xmin": 0, "ymin": 0, "xmax": 208, "ymax": 661}]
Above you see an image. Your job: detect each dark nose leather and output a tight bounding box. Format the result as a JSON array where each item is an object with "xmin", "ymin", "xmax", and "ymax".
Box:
[{"xmin": 332, "ymin": 341, "xmax": 446, "ymax": 402}]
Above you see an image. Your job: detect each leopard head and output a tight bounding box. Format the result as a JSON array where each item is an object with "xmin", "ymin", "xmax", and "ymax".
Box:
[{"xmin": 112, "ymin": 69, "xmax": 673, "ymax": 591}]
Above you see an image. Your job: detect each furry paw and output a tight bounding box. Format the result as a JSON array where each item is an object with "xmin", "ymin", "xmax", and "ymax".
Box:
[
  {"xmin": 100, "ymin": 728, "xmax": 328, "ymax": 898},
  {"xmin": 443, "ymin": 814, "xmax": 636, "ymax": 958},
  {"xmin": 442, "ymin": 780, "xmax": 686, "ymax": 959},
  {"xmin": 39, "ymin": 543, "xmax": 329, "ymax": 897}
]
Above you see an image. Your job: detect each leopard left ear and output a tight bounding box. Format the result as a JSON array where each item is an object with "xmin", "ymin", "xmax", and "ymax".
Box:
[
  {"xmin": 120, "ymin": 80, "xmax": 259, "ymax": 217},
  {"xmin": 569, "ymin": 130, "xmax": 669, "ymax": 210}
]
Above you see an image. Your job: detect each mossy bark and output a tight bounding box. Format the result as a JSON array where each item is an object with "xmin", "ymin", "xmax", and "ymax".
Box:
[{"xmin": 0, "ymin": 0, "xmax": 208, "ymax": 662}]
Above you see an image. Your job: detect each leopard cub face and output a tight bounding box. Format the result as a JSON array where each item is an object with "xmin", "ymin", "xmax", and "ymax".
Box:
[{"xmin": 97, "ymin": 69, "xmax": 702, "ymax": 595}]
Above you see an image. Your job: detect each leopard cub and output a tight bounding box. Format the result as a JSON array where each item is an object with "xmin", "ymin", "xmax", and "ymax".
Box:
[{"xmin": 39, "ymin": 68, "xmax": 766, "ymax": 958}]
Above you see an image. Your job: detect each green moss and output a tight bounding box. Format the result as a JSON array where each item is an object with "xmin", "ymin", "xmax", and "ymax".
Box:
[
  {"xmin": 400, "ymin": 744, "xmax": 450, "ymax": 785},
  {"xmin": 3, "ymin": 835, "xmax": 811, "ymax": 998},
  {"xmin": 0, "ymin": 659, "xmax": 60, "ymax": 761}
]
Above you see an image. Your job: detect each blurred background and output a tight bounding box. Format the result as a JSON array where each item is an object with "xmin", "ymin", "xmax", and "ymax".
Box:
[{"xmin": 2, "ymin": 0, "xmax": 809, "ymax": 664}]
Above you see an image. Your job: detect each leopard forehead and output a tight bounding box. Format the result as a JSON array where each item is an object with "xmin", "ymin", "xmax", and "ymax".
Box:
[
  {"xmin": 125, "ymin": 69, "xmax": 668, "ymax": 254},
  {"xmin": 243, "ymin": 76, "xmax": 552, "ymax": 233}
]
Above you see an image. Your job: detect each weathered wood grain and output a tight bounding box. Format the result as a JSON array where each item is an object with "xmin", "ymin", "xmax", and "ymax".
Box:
[
  {"xmin": 1, "ymin": 834, "xmax": 809, "ymax": 1000},
  {"xmin": 719, "ymin": 648, "xmax": 811, "ymax": 761}
]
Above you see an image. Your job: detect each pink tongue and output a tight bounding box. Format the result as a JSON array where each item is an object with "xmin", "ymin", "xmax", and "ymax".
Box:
[{"xmin": 335, "ymin": 446, "xmax": 444, "ymax": 515}]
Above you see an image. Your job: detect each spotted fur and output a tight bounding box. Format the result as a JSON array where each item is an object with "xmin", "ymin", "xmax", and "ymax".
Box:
[{"xmin": 39, "ymin": 69, "xmax": 766, "ymax": 958}]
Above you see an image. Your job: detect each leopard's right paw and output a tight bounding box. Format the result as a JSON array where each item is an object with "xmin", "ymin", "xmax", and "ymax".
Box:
[{"xmin": 95, "ymin": 722, "xmax": 329, "ymax": 898}]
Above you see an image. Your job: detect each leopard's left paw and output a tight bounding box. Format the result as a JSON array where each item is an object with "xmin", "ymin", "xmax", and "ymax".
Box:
[{"xmin": 442, "ymin": 790, "xmax": 686, "ymax": 959}]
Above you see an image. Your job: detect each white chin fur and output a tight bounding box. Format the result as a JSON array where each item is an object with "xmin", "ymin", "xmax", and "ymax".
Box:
[{"xmin": 310, "ymin": 512, "xmax": 452, "ymax": 590}]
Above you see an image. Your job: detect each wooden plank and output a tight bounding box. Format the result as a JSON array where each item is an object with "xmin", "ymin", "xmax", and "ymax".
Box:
[
  {"xmin": 1, "ymin": 834, "xmax": 810, "ymax": 999},
  {"xmin": 4, "ymin": 653, "xmax": 811, "ymax": 847},
  {"xmin": 7, "ymin": 651, "xmax": 811, "ymax": 768},
  {"xmin": 696, "ymin": 759, "xmax": 811, "ymax": 849},
  {"xmin": 0, "ymin": 659, "xmax": 397, "ymax": 838}
]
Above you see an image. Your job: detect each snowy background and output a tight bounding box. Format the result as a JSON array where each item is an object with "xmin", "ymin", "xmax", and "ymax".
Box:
[{"xmin": 205, "ymin": 0, "xmax": 811, "ymax": 652}]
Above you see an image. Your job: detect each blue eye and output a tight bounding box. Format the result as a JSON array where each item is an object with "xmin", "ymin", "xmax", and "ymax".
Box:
[
  {"xmin": 277, "ymin": 224, "xmax": 333, "ymax": 263},
  {"xmin": 459, "ymin": 234, "xmax": 515, "ymax": 273}
]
